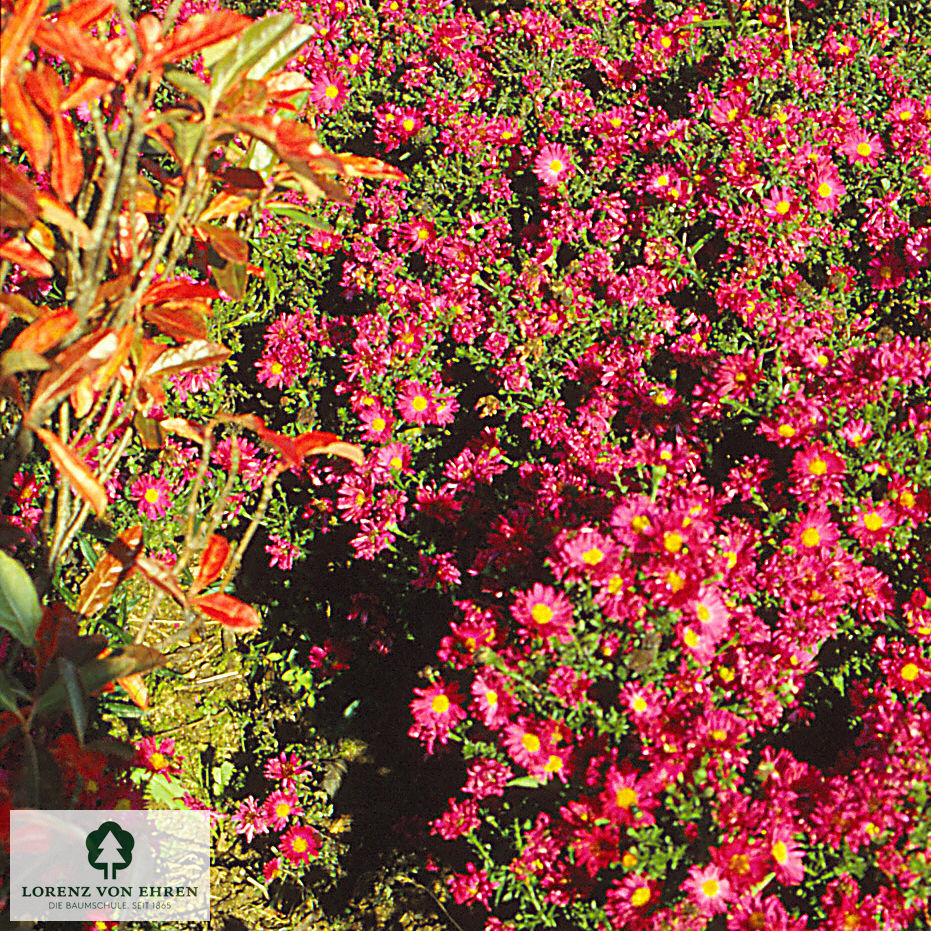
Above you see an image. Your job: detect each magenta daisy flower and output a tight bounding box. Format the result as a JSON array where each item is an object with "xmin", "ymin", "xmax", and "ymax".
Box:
[
  {"xmin": 130, "ymin": 475, "xmax": 171, "ymax": 519},
  {"xmin": 867, "ymin": 250, "xmax": 906, "ymax": 290},
  {"xmin": 396, "ymin": 381, "xmax": 437, "ymax": 425},
  {"xmin": 769, "ymin": 831, "xmax": 805, "ymax": 885},
  {"xmin": 264, "ymin": 751, "xmax": 309, "ymax": 787},
  {"xmin": 135, "ymin": 737, "xmax": 182, "ymax": 776},
  {"xmin": 279, "ymin": 825, "xmax": 321, "ymax": 865},
  {"xmin": 309, "ymin": 73, "xmax": 348, "ymax": 112},
  {"xmin": 264, "ymin": 789, "xmax": 303, "ymax": 830},
  {"xmin": 231, "ymin": 796, "xmax": 270, "ymax": 844},
  {"xmin": 408, "ymin": 679, "xmax": 466, "ymax": 754},
  {"xmin": 684, "ymin": 863, "xmax": 732, "ymax": 916},
  {"xmin": 511, "ymin": 583, "xmax": 574, "ymax": 643},
  {"xmin": 838, "ymin": 129, "xmax": 884, "ymax": 166},
  {"xmin": 533, "ymin": 143, "xmax": 574, "ymax": 185}
]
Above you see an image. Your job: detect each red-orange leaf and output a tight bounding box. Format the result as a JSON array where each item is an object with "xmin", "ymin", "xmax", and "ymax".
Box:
[
  {"xmin": 144, "ymin": 339, "xmax": 230, "ymax": 380},
  {"xmin": 74, "ymin": 526, "xmax": 143, "ymax": 617},
  {"xmin": 53, "ymin": 0, "xmax": 115, "ymax": 29},
  {"xmin": 140, "ymin": 278, "xmax": 221, "ymax": 306},
  {"xmin": 49, "ymin": 112, "xmax": 83, "ymax": 204},
  {"xmin": 192, "ymin": 535, "xmax": 229, "ymax": 594},
  {"xmin": 0, "ymin": 235, "xmax": 53, "ymax": 278},
  {"xmin": 34, "ymin": 21, "xmax": 116, "ymax": 78},
  {"xmin": 135, "ymin": 555, "xmax": 187, "ymax": 605},
  {"xmin": 34, "ymin": 426, "xmax": 107, "ymax": 517},
  {"xmin": 336, "ymin": 153, "xmax": 407, "ymax": 182},
  {"xmin": 28, "ymin": 329, "xmax": 120, "ymax": 420},
  {"xmin": 0, "ymin": 158, "xmax": 39, "ymax": 229},
  {"xmin": 159, "ymin": 417, "xmax": 208, "ymax": 444},
  {"xmin": 143, "ymin": 304, "xmax": 208, "ymax": 342},
  {"xmin": 116, "ymin": 672, "xmax": 148, "ymax": 710},
  {"xmin": 11, "ymin": 306, "xmax": 78, "ymax": 354},
  {"xmin": 294, "ymin": 433, "xmax": 364, "ymax": 466},
  {"xmin": 2, "ymin": 77, "xmax": 52, "ymax": 171},
  {"xmin": 193, "ymin": 592, "xmax": 260, "ymax": 632},
  {"xmin": 196, "ymin": 223, "xmax": 248, "ymax": 264},
  {"xmin": 0, "ymin": 0, "xmax": 45, "ymax": 91},
  {"xmin": 198, "ymin": 193, "xmax": 253, "ymax": 224},
  {"xmin": 158, "ymin": 11, "xmax": 251, "ymax": 65}
]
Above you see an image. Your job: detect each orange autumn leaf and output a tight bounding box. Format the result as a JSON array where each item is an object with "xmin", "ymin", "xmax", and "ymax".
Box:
[
  {"xmin": 193, "ymin": 592, "xmax": 260, "ymax": 632},
  {"xmin": 34, "ymin": 426, "xmax": 107, "ymax": 517},
  {"xmin": 192, "ymin": 535, "xmax": 230, "ymax": 594}
]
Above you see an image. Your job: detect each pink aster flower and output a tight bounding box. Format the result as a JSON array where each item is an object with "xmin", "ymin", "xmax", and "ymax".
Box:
[
  {"xmin": 135, "ymin": 736, "xmax": 182, "ymax": 776},
  {"xmin": 408, "ymin": 679, "xmax": 466, "ymax": 754},
  {"xmin": 867, "ymin": 250, "xmax": 906, "ymax": 289},
  {"xmin": 309, "ymin": 73, "xmax": 348, "ymax": 112},
  {"xmin": 511, "ymin": 582, "xmax": 574, "ymax": 643},
  {"xmin": 684, "ymin": 863, "xmax": 732, "ymax": 916},
  {"xmin": 811, "ymin": 169, "xmax": 846, "ymax": 211},
  {"xmin": 762, "ymin": 185, "xmax": 799, "ymax": 221},
  {"xmin": 533, "ymin": 143, "xmax": 574, "ymax": 185},
  {"xmin": 279, "ymin": 825, "xmax": 321, "ymax": 865},
  {"xmin": 264, "ymin": 751, "xmax": 309, "ymax": 788},
  {"xmin": 262, "ymin": 857, "xmax": 281, "ymax": 883},
  {"xmin": 231, "ymin": 796, "xmax": 270, "ymax": 844},
  {"xmin": 849, "ymin": 499, "xmax": 897, "ymax": 548},
  {"xmin": 448, "ymin": 862, "xmax": 499, "ymax": 907},
  {"xmin": 265, "ymin": 534, "xmax": 300, "ymax": 571},
  {"xmin": 769, "ymin": 831, "xmax": 805, "ymax": 885},
  {"xmin": 396, "ymin": 380, "xmax": 437, "ymax": 425},
  {"xmin": 838, "ymin": 129, "xmax": 885, "ymax": 167},
  {"xmin": 130, "ymin": 474, "xmax": 171, "ymax": 519},
  {"xmin": 264, "ymin": 789, "xmax": 303, "ymax": 830}
]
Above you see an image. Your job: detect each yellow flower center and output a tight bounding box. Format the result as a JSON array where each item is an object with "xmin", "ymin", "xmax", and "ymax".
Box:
[
  {"xmin": 544, "ymin": 754, "xmax": 563, "ymax": 772},
  {"xmin": 816, "ymin": 182, "xmax": 832, "ymax": 199},
  {"xmin": 275, "ymin": 801, "xmax": 291, "ymax": 818},
  {"xmin": 622, "ymin": 850, "xmax": 638, "ymax": 868},
  {"xmin": 372, "ymin": 417, "xmax": 386, "ymax": 431},
  {"xmin": 411, "ymin": 395, "xmax": 429, "ymax": 412},
  {"xmin": 144, "ymin": 488, "xmax": 161, "ymax": 504},
  {"xmin": 292, "ymin": 836, "xmax": 308, "ymax": 853},
  {"xmin": 656, "ymin": 174, "xmax": 669, "ymax": 187},
  {"xmin": 582, "ymin": 547, "xmax": 604, "ymax": 565},
  {"xmin": 711, "ymin": 728, "xmax": 727, "ymax": 741},
  {"xmin": 683, "ymin": 627, "xmax": 699, "ymax": 647},
  {"xmin": 772, "ymin": 841, "xmax": 788, "ymax": 863},
  {"xmin": 809, "ymin": 457, "xmax": 827, "ymax": 475},
  {"xmin": 666, "ymin": 570, "xmax": 685, "ymax": 592},
  {"xmin": 863, "ymin": 511, "xmax": 883, "ymax": 531},
  {"xmin": 389, "ymin": 456, "xmax": 402, "ymax": 469},
  {"xmin": 431, "ymin": 694, "xmax": 450, "ymax": 714},
  {"xmin": 696, "ymin": 603, "xmax": 711, "ymax": 623},
  {"xmin": 778, "ymin": 423, "xmax": 796, "ymax": 437},
  {"xmin": 719, "ymin": 666, "xmax": 735, "ymax": 682},
  {"xmin": 615, "ymin": 787, "xmax": 638, "ymax": 809},
  {"xmin": 701, "ymin": 879, "xmax": 720, "ymax": 898},
  {"xmin": 521, "ymin": 733, "xmax": 541, "ymax": 753},
  {"xmin": 149, "ymin": 752, "xmax": 168, "ymax": 771},
  {"xmin": 856, "ymin": 141, "xmax": 872, "ymax": 157},
  {"xmin": 901, "ymin": 662, "xmax": 920, "ymax": 682},
  {"xmin": 548, "ymin": 159, "xmax": 564, "ymax": 174},
  {"xmin": 485, "ymin": 689, "xmax": 497, "ymax": 706},
  {"xmin": 899, "ymin": 109, "xmax": 913, "ymax": 121},
  {"xmin": 775, "ymin": 199, "xmax": 791, "ymax": 215},
  {"xmin": 631, "ymin": 515, "xmax": 651, "ymax": 533},
  {"xmin": 631, "ymin": 886, "xmax": 651, "ymax": 907},
  {"xmin": 632, "ymin": 696, "xmax": 647, "ymax": 713},
  {"xmin": 664, "ymin": 531, "xmax": 683, "ymax": 553},
  {"xmin": 271, "ymin": 361, "xmax": 283, "ymax": 374},
  {"xmin": 402, "ymin": 118, "xmax": 415, "ymax": 131},
  {"xmin": 531, "ymin": 603, "xmax": 554, "ymax": 625},
  {"xmin": 801, "ymin": 527, "xmax": 821, "ymax": 547},
  {"xmin": 325, "ymin": 84, "xmax": 340, "ymax": 99},
  {"xmin": 660, "ymin": 35, "xmax": 672, "ymax": 48}
]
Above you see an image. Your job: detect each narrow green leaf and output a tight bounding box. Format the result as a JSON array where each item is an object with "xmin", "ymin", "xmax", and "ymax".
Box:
[
  {"xmin": 31, "ymin": 645, "xmax": 166, "ymax": 722},
  {"xmin": 0, "ymin": 667, "xmax": 27, "ymax": 718},
  {"xmin": 265, "ymin": 204, "xmax": 331, "ymax": 231},
  {"xmin": 0, "ymin": 551, "xmax": 40, "ymax": 647},
  {"xmin": 58, "ymin": 656, "xmax": 89, "ymax": 745},
  {"xmin": 164, "ymin": 67, "xmax": 211, "ymax": 105}
]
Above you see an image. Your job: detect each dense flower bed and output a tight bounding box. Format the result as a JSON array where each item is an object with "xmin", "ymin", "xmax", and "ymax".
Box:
[{"xmin": 5, "ymin": 0, "xmax": 931, "ymax": 927}]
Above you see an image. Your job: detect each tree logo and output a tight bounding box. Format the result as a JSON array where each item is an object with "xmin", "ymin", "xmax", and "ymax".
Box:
[{"xmin": 86, "ymin": 821, "xmax": 134, "ymax": 880}]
